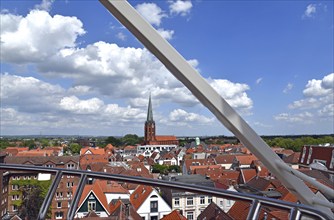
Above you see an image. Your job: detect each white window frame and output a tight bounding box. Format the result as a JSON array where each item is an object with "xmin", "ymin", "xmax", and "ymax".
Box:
[
  {"xmin": 200, "ymin": 196, "xmax": 205, "ymax": 204},
  {"xmin": 174, "ymin": 197, "xmax": 180, "ymax": 207},
  {"xmin": 88, "ymin": 201, "xmax": 96, "ymax": 211},
  {"xmin": 186, "ymin": 197, "xmax": 193, "ymax": 206}
]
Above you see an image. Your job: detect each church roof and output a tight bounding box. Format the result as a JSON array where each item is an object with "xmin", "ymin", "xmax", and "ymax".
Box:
[{"xmin": 146, "ymin": 94, "xmax": 154, "ymax": 122}]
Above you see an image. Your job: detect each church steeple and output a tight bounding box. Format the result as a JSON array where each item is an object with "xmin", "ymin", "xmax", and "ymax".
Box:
[
  {"xmin": 144, "ymin": 94, "xmax": 156, "ymax": 144},
  {"xmin": 146, "ymin": 94, "xmax": 154, "ymax": 122}
]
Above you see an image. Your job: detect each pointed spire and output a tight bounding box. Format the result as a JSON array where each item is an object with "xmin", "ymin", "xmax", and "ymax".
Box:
[{"xmin": 147, "ymin": 93, "xmax": 154, "ymax": 122}]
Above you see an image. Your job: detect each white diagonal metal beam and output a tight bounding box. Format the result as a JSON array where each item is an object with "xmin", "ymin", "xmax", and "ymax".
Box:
[{"xmin": 99, "ymin": 0, "xmax": 333, "ymax": 216}]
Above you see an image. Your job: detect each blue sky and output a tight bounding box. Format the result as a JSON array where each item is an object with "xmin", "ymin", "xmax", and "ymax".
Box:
[{"xmin": 1, "ymin": 0, "xmax": 333, "ymax": 137}]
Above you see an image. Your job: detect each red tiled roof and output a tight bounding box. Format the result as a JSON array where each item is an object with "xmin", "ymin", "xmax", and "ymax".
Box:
[
  {"xmin": 124, "ymin": 145, "xmax": 136, "ymax": 150},
  {"xmin": 214, "ymin": 155, "xmax": 235, "ymax": 164},
  {"xmin": 234, "ymin": 155, "xmax": 257, "ymax": 165},
  {"xmin": 240, "ymin": 169, "xmax": 257, "ymax": 183},
  {"xmin": 283, "ymin": 152, "xmax": 301, "ymax": 164},
  {"xmin": 184, "ymin": 158, "xmax": 216, "ymax": 172},
  {"xmin": 228, "ymin": 201, "xmax": 250, "ymax": 219},
  {"xmin": 130, "ymin": 185, "xmax": 154, "ymax": 210},
  {"xmin": 80, "ymin": 147, "xmax": 105, "ymax": 155},
  {"xmin": 98, "ymin": 180, "xmax": 129, "ymax": 194},
  {"xmin": 161, "ymin": 210, "xmax": 187, "ymax": 220},
  {"xmin": 74, "ymin": 180, "xmax": 110, "ymax": 215},
  {"xmin": 155, "ymin": 135, "xmax": 177, "ymax": 141}
]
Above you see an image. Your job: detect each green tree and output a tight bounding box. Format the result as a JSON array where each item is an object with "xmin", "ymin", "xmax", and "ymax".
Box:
[
  {"xmin": 121, "ymin": 134, "xmax": 141, "ymax": 145},
  {"xmin": 11, "ymin": 179, "xmax": 51, "ymax": 220},
  {"xmin": 22, "ymin": 139, "xmax": 36, "ymax": 149},
  {"xmin": 105, "ymin": 136, "xmax": 121, "ymax": 147},
  {"xmin": 69, "ymin": 143, "xmax": 81, "ymax": 154}
]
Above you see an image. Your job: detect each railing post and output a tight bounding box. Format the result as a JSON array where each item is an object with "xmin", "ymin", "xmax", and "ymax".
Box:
[
  {"xmin": 67, "ymin": 174, "xmax": 87, "ymax": 220},
  {"xmin": 37, "ymin": 171, "xmax": 63, "ymax": 220},
  {"xmin": 246, "ymin": 200, "xmax": 261, "ymax": 220}
]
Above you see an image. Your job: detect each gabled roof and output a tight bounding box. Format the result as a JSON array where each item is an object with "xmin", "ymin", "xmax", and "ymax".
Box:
[
  {"xmin": 198, "ymin": 202, "xmax": 233, "ymax": 220},
  {"xmin": 234, "ymin": 154, "xmax": 257, "ymax": 165},
  {"xmin": 239, "ymin": 168, "xmax": 257, "ymax": 183},
  {"xmin": 98, "ymin": 180, "xmax": 129, "ymax": 194},
  {"xmin": 161, "ymin": 210, "xmax": 187, "ymax": 220},
  {"xmin": 74, "ymin": 180, "xmax": 110, "ymax": 215},
  {"xmin": 283, "ymin": 152, "xmax": 301, "ymax": 164},
  {"xmin": 247, "ymin": 177, "xmax": 273, "ymax": 191},
  {"xmin": 130, "ymin": 185, "xmax": 154, "ymax": 210},
  {"xmin": 80, "ymin": 147, "xmax": 105, "ymax": 155}
]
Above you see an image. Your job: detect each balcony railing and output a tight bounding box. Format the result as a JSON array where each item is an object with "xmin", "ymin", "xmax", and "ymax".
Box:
[{"xmin": 0, "ymin": 163, "xmax": 332, "ymax": 220}]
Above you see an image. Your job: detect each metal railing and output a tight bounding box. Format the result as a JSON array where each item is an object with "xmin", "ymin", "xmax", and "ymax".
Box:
[{"xmin": 0, "ymin": 163, "xmax": 332, "ymax": 220}]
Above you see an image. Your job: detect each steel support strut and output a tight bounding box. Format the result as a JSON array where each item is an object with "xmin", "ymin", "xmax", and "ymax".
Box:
[{"xmin": 99, "ymin": 0, "xmax": 333, "ymax": 217}]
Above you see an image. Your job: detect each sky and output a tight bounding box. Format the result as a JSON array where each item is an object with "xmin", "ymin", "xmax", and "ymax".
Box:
[{"xmin": 0, "ymin": 0, "xmax": 333, "ymax": 137}]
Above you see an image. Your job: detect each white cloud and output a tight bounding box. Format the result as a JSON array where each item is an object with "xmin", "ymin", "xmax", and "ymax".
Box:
[
  {"xmin": 303, "ymin": 4, "xmax": 317, "ymax": 18},
  {"xmin": 169, "ymin": 0, "xmax": 193, "ymax": 16},
  {"xmin": 35, "ymin": 0, "xmax": 54, "ymax": 12},
  {"xmin": 283, "ymin": 83, "xmax": 293, "ymax": 94},
  {"xmin": 274, "ymin": 112, "xmax": 314, "ymax": 124},
  {"xmin": 157, "ymin": 28, "xmax": 174, "ymax": 40},
  {"xmin": 256, "ymin": 77, "xmax": 263, "ymax": 85},
  {"xmin": 60, "ymin": 96, "xmax": 104, "ymax": 114},
  {"xmin": 167, "ymin": 109, "xmax": 214, "ymax": 126},
  {"xmin": 208, "ymin": 79, "xmax": 253, "ymax": 111},
  {"xmin": 277, "ymin": 73, "xmax": 333, "ymax": 125},
  {"xmin": 318, "ymin": 104, "xmax": 334, "ymax": 117},
  {"xmin": 303, "ymin": 73, "xmax": 333, "ymax": 97},
  {"xmin": 116, "ymin": 32, "xmax": 127, "ymax": 41},
  {"xmin": 135, "ymin": 3, "xmax": 167, "ymax": 26},
  {"xmin": 0, "ymin": 10, "xmax": 85, "ymax": 63},
  {"xmin": 0, "ymin": 73, "xmax": 64, "ymax": 113}
]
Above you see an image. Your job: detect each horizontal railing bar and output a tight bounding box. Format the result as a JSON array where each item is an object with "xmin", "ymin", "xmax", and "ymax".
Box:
[{"xmin": 0, "ymin": 163, "xmax": 331, "ymax": 219}]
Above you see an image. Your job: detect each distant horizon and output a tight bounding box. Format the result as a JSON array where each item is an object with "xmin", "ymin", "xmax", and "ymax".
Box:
[{"xmin": 1, "ymin": 133, "xmax": 333, "ymax": 139}]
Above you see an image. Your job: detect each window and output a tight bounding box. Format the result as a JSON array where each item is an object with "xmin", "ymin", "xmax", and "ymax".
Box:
[
  {"xmin": 150, "ymin": 201, "xmax": 158, "ymax": 212},
  {"xmin": 67, "ymin": 182, "xmax": 74, "ymax": 188},
  {"xmin": 150, "ymin": 216, "xmax": 158, "ymax": 220},
  {"xmin": 67, "ymin": 163, "xmax": 75, "ymax": 169},
  {"xmin": 12, "ymin": 195, "xmax": 19, "ymax": 200},
  {"xmin": 226, "ymin": 199, "xmax": 232, "ymax": 207},
  {"xmin": 187, "ymin": 212, "xmax": 194, "ymax": 220},
  {"xmin": 13, "ymin": 205, "xmax": 18, "ymax": 211},
  {"xmin": 220, "ymin": 200, "xmax": 223, "ymax": 206},
  {"xmin": 186, "ymin": 197, "xmax": 193, "ymax": 206},
  {"xmin": 55, "ymin": 212, "xmax": 63, "ymax": 219},
  {"xmin": 88, "ymin": 201, "xmax": 96, "ymax": 211},
  {"xmin": 174, "ymin": 197, "xmax": 180, "ymax": 207},
  {"xmin": 67, "ymin": 192, "xmax": 72, "ymax": 198},
  {"xmin": 200, "ymin": 196, "xmax": 205, "ymax": 204},
  {"xmin": 57, "ymin": 202, "xmax": 62, "ymax": 208},
  {"xmin": 12, "ymin": 185, "xmax": 18, "ymax": 191},
  {"xmin": 208, "ymin": 196, "xmax": 212, "ymax": 203}
]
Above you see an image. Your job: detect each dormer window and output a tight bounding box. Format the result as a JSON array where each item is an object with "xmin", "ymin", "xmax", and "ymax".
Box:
[{"xmin": 67, "ymin": 163, "xmax": 75, "ymax": 169}]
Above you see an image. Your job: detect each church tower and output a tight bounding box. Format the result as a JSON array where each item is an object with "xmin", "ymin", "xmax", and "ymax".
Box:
[{"xmin": 144, "ymin": 94, "xmax": 156, "ymax": 144}]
